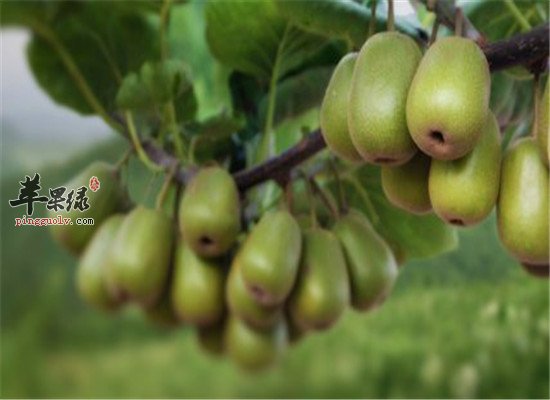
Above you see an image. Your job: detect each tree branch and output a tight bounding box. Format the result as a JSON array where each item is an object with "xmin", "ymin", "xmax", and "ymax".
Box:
[{"xmin": 142, "ymin": 24, "xmax": 549, "ymax": 191}]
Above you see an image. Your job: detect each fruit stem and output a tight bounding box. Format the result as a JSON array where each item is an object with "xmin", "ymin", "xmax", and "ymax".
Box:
[
  {"xmin": 115, "ymin": 148, "xmax": 134, "ymax": 170},
  {"xmin": 369, "ymin": 0, "xmax": 377, "ymax": 38},
  {"xmin": 454, "ymin": 8, "xmax": 463, "ymax": 37},
  {"xmin": 503, "ymin": 0, "xmax": 532, "ymax": 32},
  {"xmin": 327, "ymin": 158, "xmax": 347, "ymax": 213},
  {"xmin": 344, "ymin": 176, "xmax": 381, "ymax": 227},
  {"xmin": 155, "ymin": 161, "xmax": 179, "ymax": 211},
  {"xmin": 531, "ymin": 73, "xmax": 541, "ymax": 137},
  {"xmin": 429, "ymin": 19, "xmax": 440, "ymax": 46},
  {"xmin": 309, "ymin": 177, "xmax": 340, "ymax": 221},
  {"xmin": 299, "ymin": 171, "xmax": 319, "ymax": 229},
  {"xmin": 125, "ymin": 111, "xmax": 163, "ymax": 172},
  {"xmin": 387, "ymin": 0, "xmax": 395, "ymax": 32},
  {"xmin": 159, "ymin": 0, "xmax": 173, "ymax": 60}
]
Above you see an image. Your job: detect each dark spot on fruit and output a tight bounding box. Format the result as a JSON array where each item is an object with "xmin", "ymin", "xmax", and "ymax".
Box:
[
  {"xmin": 199, "ymin": 236, "xmax": 214, "ymax": 246},
  {"xmin": 449, "ymin": 218, "xmax": 464, "ymax": 226},
  {"xmin": 249, "ymin": 284, "xmax": 269, "ymax": 302},
  {"xmin": 430, "ymin": 131, "xmax": 445, "ymax": 144},
  {"xmin": 374, "ymin": 157, "xmax": 396, "ymax": 164},
  {"xmin": 521, "ymin": 262, "xmax": 549, "ymax": 278}
]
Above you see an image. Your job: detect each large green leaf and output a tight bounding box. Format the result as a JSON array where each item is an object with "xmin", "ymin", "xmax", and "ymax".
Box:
[
  {"xmin": 205, "ymin": 0, "xmax": 328, "ymax": 81},
  {"xmin": 258, "ymin": 66, "xmax": 333, "ymax": 127},
  {"xmin": 333, "ymin": 165, "xmax": 458, "ymax": 263},
  {"xmin": 461, "ymin": 0, "xmax": 548, "ymax": 42},
  {"xmin": 15, "ymin": 2, "xmax": 159, "ymax": 115},
  {"xmin": 274, "ymin": 0, "xmax": 428, "ymax": 49},
  {"xmin": 116, "ymin": 60, "xmax": 197, "ymax": 122}
]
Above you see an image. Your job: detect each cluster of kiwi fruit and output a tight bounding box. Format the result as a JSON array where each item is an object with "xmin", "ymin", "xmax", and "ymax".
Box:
[
  {"xmin": 321, "ymin": 30, "xmax": 549, "ymax": 276},
  {"xmin": 51, "ymin": 160, "xmax": 398, "ymax": 371}
]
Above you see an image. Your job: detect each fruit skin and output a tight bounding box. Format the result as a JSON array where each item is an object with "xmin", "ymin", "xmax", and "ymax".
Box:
[
  {"xmin": 224, "ymin": 315, "xmax": 287, "ymax": 371},
  {"xmin": 227, "ymin": 256, "xmax": 282, "ymax": 330},
  {"xmin": 406, "ymin": 37, "xmax": 490, "ymax": 160},
  {"xmin": 289, "ymin": 228, "xmax": 350, "ymax": 331},
  {"xmin": 76, "ymin": 214, "xmax": 125, "ymax": 311},
  {"xmin": 107, "ymin": 206, "xmax": 173, "ymax": 306},
  {"xmin": 429, "ymin": 112, "xmax": 502, "ymax": 226},
  {"xmin": 240, "ymin": 210, "xmax": 302, "ymax": 306},
  {"xmin": 179, "ymin": 167, "xmax": 241, "ymax": 258},
  {"xmin": 349, "ymin": 32, "xmax": 421, "ymax": 165},
  {"xmin": 171, "ymin": 239, "xmax": 225, "ymax": 326},
  {"xmin": 497, "ymin": 138, "xmax": 549, "ymax": 265},
  {"xmin": 332, "ymin": 210, "xmax": 398, "ymax": 311},
  {"xmin": 320, "ymin": 53, "xmax": 363, "ymax": 163},
  {"xmin": 49, "ymin": 161, "xmax": 127, "ymax": 255},
  {"xmin": 536, "ymin": 79, "xmax": 549, "ymax": 166},
  {"xmin": 381, "ymin": 152, "xmax": 432, "ymax": 214}
]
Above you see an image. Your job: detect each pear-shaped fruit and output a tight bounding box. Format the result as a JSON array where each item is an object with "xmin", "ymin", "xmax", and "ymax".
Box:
[
  {"xmin": 289, "ymin": 228, "xmax": 349, "ymax": 331},
  {"xmin": 179, "ymin": 167, "xmax": 241, "ymax": 258},
  {"xmin": 429, "ymin": 112, "xmax": 501, "ymax": 226},
  {"xmin": 197, "ymin": 321, "xmax": 226, "ymax": 356},
  {"xmin": 381, "ymin": 152, "xmax": 432, "ymax": 214},
  {"xmin": 536, "ymin": 79, "xmax": 549, "ymax": 166},
  {"xmin": 349, "ymin": 32, "xmax": 421, "ymax": 165},
  {"xmin": 224, "ymin": 315, "xmax": 287, "ymax": 371},
  {"xmin": 333, "ymin": 210, "xmax": 398, "ymax": 311},
  {"xmin": 107, "ymin": 206, "xmax": 173, "ymax": 306},
  {"xmin": 406, "ymin": 37, "xmax": 490, "ymax": 160},
  {"xmin": 240, "ymin": 210, "xmax": 302, "ymax": 306},
  {"xmin": 320, "ymin": 53, "xmax": 363, "ymax": 163},
  {"xmin": 498, "ymin": 138, "xmax": 549, "ymax": 265},
  {"xmin": 76, "ymin": 214, "xmax": 125, "ymax": 311},
  {"xmin": 171, "ymin": 239, "xmax": 225, "ymax": 326},
  {"xmin": 227, "ymin": 256, "xmax": 282, "ymax": 330},
  {"xmin": 49, "ymin": 161, "xmax": 127, "ymax": 255}
]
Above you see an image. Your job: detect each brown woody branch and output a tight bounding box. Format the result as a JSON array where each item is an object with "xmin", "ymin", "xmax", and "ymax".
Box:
[{"xmin": 143, "ymin": 24, "xmax": 549, "ymax": 191}]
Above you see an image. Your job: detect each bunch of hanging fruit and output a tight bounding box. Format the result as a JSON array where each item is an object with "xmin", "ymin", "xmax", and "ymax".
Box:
[
  {"xmin": 50, "ymin": 159, "xmax": 398, "ymax": 371},
  {"xmin": 48, "ymin": 29, "xmax": 548, "ymax": 371},
  {"xmin": 321, "ymin": 31, "xmax": 549, "ymax": 276}
]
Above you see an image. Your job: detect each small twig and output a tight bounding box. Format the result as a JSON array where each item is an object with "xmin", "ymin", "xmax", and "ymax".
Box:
[
  {"xmin": 429, "ymin": 19, "xmax": 440, "ymax": 45},
  {"xmin": 298, "ymin": 171, "xmax": 318, "ymax": 229},
  {"xmin": 309, "ymin": 177, "xmax": 339, "ymax": 221},
  {"xmin": 155, "ymin": 161, "xmax": 179, "ymax": 211},
  {"xmin": 369, "ymin": 0, "xmax": 377, "ymax": 38},
  {"xmin": 531, "ymin": 73, "xmax": 541, "ymax": 137},
  {"xmin": 125, "ymin": 112, "xmax": 163, "ymax": 172},
  {"xmin": 454, "ymin": 8, "xmax": 463, "ymax": 37},
  {"xmin": 387, "ymin": 0, "xmax": 395, "ymax": 32},
  {"xmin": 327, "ymin": 158, "xmax": 347, "ymax": 213}
]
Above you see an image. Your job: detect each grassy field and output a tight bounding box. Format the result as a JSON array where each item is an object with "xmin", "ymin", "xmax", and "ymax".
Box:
[
  {"xmin": 2, "ymin": 276, "xmax": 548, "ymax": 398},
  {"xmin": 1, "ymin": 140, "xmax": 548, "ymax": 398}
]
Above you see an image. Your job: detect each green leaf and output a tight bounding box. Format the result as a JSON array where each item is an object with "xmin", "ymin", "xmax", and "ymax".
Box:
[
  {"xmin": 205, "ymin": 0, "xmax": 328, "ymax": 81},
  {"xmin": 116, "ymin": 60, "xmax": 197, "ymax": 121},
  {"xmin": 461, "ymin": 0, "xmax": 548, "ymax": 42},
  {"xmin": 335, "ymin": 165, "xmax": 458, "ymax": 262},
  {"xmin": 187, "ymin": 113, "xmax": 246, "ymax": 162},
  {"xmin": 259, "ymin": 66, "xmax": 332, "ymax": 127},
  {"xmin": 274, "ymin": 0, "xmax": 428, "ymax": 49},
  {"xmin": 22, "ymin": 2, "xmax": 158, "ymax": 115}
]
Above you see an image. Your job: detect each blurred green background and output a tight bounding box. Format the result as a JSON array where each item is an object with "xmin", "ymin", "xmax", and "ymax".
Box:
[
  {"xmin": 1, "ymin": 1, "xmax": 549, "ymax": 398},
  {"xmin": 1, "ymin": 139, "xmax": 548, "ymax": 398}
]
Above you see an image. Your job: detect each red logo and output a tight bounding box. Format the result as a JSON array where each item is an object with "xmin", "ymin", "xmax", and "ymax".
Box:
[{"xmin": 89, "ymin": 176, "xmax": 100, "ymax": 192}]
